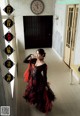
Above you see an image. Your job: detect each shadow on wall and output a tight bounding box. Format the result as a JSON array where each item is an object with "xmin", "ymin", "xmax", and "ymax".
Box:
[
  {"xmin": 53, "ymin": 31, "xmax": 63, "ymax": 57},
  {"xmin": 17, "ymin": 39, "xmax": 25, "ymax": 63}
]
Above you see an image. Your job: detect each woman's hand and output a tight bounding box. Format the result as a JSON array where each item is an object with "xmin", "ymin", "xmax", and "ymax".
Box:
[{"xmin": 31, "ymin": 54, "xmax": 36, "ymax": 59}]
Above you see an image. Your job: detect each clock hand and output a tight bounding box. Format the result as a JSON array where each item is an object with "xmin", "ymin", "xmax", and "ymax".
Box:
[{"xmin": 35, "ymin": 3, "xmax": 39, "ymax": 9}]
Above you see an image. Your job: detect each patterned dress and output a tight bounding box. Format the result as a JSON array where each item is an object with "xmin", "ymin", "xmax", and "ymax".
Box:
[{"xmin": 23, "ymin": 54, "xmax": 56, "ymax": 113}]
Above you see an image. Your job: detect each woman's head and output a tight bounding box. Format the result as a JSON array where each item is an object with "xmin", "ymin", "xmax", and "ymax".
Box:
[{"xmin": 36, "ymin": 48, "xmax": 46, "ymax": 60}]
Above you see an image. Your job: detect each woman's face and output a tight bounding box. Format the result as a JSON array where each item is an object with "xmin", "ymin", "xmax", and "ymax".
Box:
[{"xmin": 36, "ymin": 51, "xmax": 44, "ymax": 60}]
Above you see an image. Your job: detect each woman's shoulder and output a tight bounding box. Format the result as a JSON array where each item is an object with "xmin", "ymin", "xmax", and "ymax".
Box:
[
  {"xmin": 41, "ymin": 63, "xmax": 47, "ymax": 68},
  {"xmin": 35, "ymin": 63, "xmax": 47, "ymax": 68},
  {"xmin": 43, "ymin": 63, "xmax": 47, "ymax": 66},
  {"xmin": 41, "ymin": 63, "xmax": 47, "ymax": 71}
]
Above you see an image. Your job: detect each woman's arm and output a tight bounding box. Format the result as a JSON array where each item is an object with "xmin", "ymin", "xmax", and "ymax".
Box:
[
  {"xmin": 43, "ymin": 64, "xmax": 47, "ymax": 86},
  {"xmin": 23, "ymin": 54, "xmax": 32, "ymax": 63},
  {"xmin": 23, "ymin": 54, "xmax": 36, "ymax": 64}
]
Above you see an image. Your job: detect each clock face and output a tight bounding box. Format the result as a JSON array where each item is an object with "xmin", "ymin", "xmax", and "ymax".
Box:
[{"xmin": 31, "ymin": 0, "xmax": 44, "ymax": 14}]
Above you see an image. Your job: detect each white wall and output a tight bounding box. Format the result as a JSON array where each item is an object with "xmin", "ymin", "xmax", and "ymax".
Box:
[
  {"xmin": 0, "ymin": 0, "xmax": 6, "ymax": 15},
  {"xmin": 52, "ymin": 3, "xmax": 67, "ymax": 58},
  {"xmin": 53, "ymin": 2, "xmax": 80, "ymax": 65},
  {"xmin": 10, "ymin": 0, "xmax": 56, "ymax": 56}
]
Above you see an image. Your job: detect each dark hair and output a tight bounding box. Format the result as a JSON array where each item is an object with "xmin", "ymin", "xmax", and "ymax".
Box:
[{"xmin": 37, "ymin": 48, "xmax": 46, "ymax": 57}]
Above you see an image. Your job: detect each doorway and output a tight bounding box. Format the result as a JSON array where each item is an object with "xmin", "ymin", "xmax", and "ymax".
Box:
[
  {"xmin": 64, "ymin": 5, "xmax": 79, "ymax": 67},
  {"xmin": 23, "ymin": 16, "xmax": 53, "ymax": 49}
]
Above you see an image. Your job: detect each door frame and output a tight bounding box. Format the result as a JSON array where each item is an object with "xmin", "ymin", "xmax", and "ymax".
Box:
[{"xmin": 63, "ymin": 4, "xmax": 79, "ymax": 67}]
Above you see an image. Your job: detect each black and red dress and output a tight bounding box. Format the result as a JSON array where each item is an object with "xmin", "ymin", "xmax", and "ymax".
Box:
[{"xmin": 23, "ymin": 54, "xmax": 56, "ymax": 113}]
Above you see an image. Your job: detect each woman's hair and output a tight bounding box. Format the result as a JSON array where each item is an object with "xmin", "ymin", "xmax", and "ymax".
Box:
[{"xmin": 37, "ymin": 48, "xmax": 46, "ymax": 57}]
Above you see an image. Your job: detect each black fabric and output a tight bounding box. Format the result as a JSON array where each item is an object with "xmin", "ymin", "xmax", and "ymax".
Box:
[{"xmin": 46, "ymin": 84, "xmax": 56, "ymax": 101}]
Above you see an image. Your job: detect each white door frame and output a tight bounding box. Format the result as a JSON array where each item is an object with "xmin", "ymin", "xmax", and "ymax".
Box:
[{"xmin": 64, "ymin": 4, "xmax": 79, "ymax": 67}]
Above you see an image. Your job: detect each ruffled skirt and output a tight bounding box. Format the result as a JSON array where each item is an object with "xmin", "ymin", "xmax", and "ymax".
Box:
[{"xmin": 23, "ymin": 77, "xmax": 56, "ymax": 113}]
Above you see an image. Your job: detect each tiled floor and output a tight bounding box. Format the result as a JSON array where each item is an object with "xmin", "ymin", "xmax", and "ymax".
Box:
[{"xmin": 17, "ymin": 48, "xmax": 80, "ymax": 116}]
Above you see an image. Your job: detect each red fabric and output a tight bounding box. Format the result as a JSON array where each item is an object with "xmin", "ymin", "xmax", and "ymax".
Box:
[
  {"xmin": 24, "ymin": 64, "xmax": 31, "ymax": 82},
  {"xmin": 24, "ymin": 64, "xmax": 35, "ymax": 82}
]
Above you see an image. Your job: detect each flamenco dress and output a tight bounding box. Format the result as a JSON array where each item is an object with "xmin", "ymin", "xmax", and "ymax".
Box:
[{"xmin": 23, "ymin": 55, "xmax": 56, "ymax": 113}]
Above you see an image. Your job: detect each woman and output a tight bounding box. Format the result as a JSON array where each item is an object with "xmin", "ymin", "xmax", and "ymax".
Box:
[{"xmin": 23, "ymin": 48, "xmax": 56, "ymax": 113}]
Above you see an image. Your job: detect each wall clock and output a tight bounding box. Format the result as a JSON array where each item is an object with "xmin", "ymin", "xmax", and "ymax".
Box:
[{"xmin": 30, "ymin": 0, "xmax": 44, "ymax": 15}]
